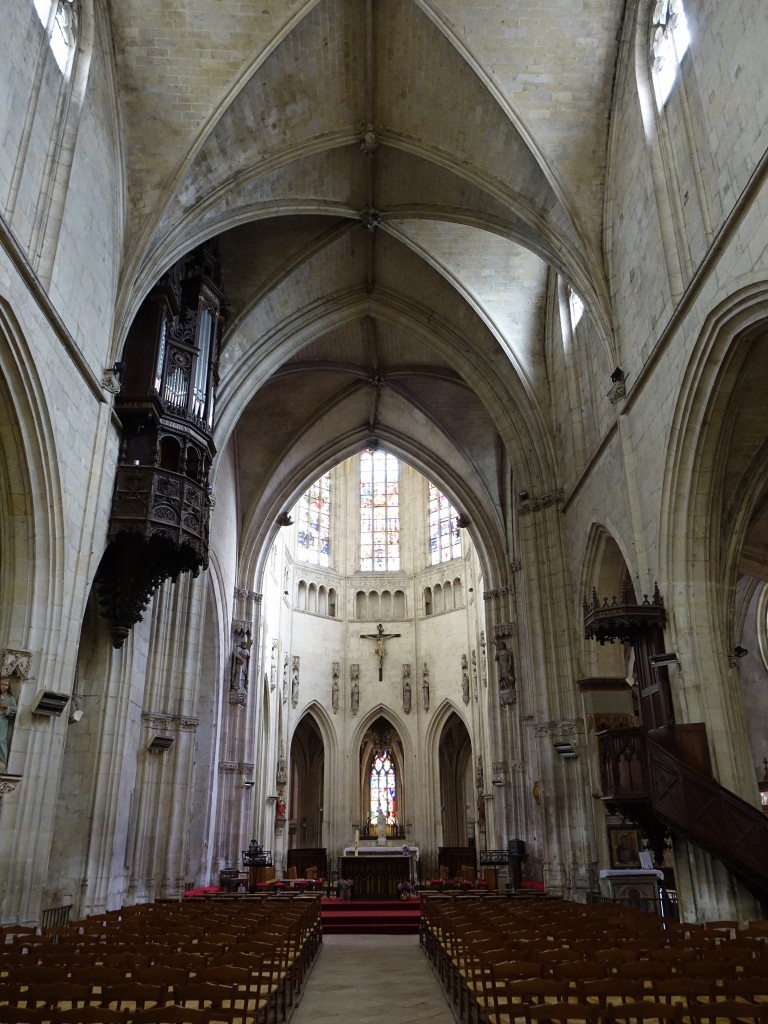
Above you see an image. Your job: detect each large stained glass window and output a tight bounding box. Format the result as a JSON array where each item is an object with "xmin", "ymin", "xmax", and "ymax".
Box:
[
  {"xmin": 428, "ymin": 482, "xmax": 462, "ymax": 564},
  {"xmin": 370, "ymin": 749, "xmax": 396, "ymax": 824},
  {"xmin": 360, "ymin": 450, "xmax": 400, "ymax": 571},
  {"xmin": 296, "ymin": 473, "xmax": 331, "ymax": 566}
]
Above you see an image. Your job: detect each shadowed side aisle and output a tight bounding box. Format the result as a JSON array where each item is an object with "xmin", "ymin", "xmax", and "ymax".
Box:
[{"xmin": 290, "ymin": 933, "xmax": 455, "ymax": 1024}]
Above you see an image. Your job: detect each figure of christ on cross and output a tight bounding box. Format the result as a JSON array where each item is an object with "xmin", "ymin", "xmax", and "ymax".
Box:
[{"xmin": 360, "ymin": 623, "xmax": 401, "ymax": 681}]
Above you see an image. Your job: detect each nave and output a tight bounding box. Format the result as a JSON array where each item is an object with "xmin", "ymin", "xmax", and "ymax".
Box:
[{"xmin": 290, "ymin": 934, "xmax": 453, "ymax": 1024}]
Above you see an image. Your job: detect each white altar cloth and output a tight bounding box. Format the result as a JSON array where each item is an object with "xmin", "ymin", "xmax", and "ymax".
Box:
[{"xmin": 343, "ymin": 844, "xmax": 420, "ymax": 860}]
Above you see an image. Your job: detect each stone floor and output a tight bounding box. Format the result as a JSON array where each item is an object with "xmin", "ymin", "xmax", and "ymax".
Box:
[{"xmin": 290, "ymin": 934, "xmax": 456, "ymax": 1023}]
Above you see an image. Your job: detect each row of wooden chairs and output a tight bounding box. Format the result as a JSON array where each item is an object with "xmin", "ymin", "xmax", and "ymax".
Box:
[
  {"xmin": 420, "ymin": 894, "xmax": 768, "ymax": 1024},
  {"xmin": 0, "ymin": 894, "xmax": 323, "ymax": 1024}
]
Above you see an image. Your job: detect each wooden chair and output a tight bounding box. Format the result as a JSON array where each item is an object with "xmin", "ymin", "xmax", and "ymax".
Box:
[
  {"xmin": 55, "ymin": 1009, "xmax": 129, "ymax": 1024},
  {"xmin": 474, "ymin": 962, "xmax": 545, "ymax": 1024},
  {"xmin": 102, "ymin": 982, "xmax": 166, "ymax": 1013},
  {"xmin": 721, "ymin": 977, "xmax": 768, "ymax": 1003},
  {"xmin": 521, "ymin": 1000, "xmax": 600, "ymax": 1024},
  {"xmin": 131, "ymin": 1009, "xmax": 211, "ymax": 1024},
  {"xmin": 601, "ymin": 1000, "xmax": 682, "ymax": 1024},
  {"xmin": 173, "ymin": 980, "xmax": 261, "ymax": 1024},
  {"xmin": 133, "ymin": 966, "xmax": 191, "ymax": 993},
  {"xmin": 8, "ymin": 967, "xmax": 64, "ymax": 987},
  {"xmin": 591, "ymin": 950, "xmax": 637, "ymax": 971},
  {"xmin": 651, "ymin": 977, "xmax": 716, "ymax": 1008},
  {"xmin": 82, "ymin": 966, "xmax": 130, "ymax": 995},
  {"xmin": 688, "ymin": 1000, "xmax": 767, "ymax": 1024},
  {"xmin": 684, "ymin": 960, "xmax": 737, "ymax": 984},
  {"xmin": 0, "ymin": 1008, "xmax": 50, "ymax": 1024},
  {"xmin": 552, "ymin": 962, "xmax": 611, "ymax": 986},
  {"xmin": 26, "ymin": 982, "xmax": 93, "ymax": 1014},
  {"xmin": 580, "ymin": 977, "xmax": 645, "ymax": 1009},
  {"xmin": 616, "ymin": 962, "xmax": 674, "ymax": 991}
]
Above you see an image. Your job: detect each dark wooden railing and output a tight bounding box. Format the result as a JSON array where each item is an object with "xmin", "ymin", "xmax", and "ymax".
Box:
[
  {"xmin": 598, "ymin": 727, "xmax": 768, "ymax": 903},
  {"xmin": 41, "ymin": 904, "xmax": 72, "ymax": 929}
]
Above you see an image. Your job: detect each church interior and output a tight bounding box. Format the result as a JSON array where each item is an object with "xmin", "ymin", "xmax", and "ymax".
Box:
[{"xmin": 1, "ymin": 0, "xmax": 768, "ymax": 930}]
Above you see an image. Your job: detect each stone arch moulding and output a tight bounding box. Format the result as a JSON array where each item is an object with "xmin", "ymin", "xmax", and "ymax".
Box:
[
  {"xmin": 0, "ymin": 300, "xmax": 65, "ymax": 648},
  {"xmin": 660, "ymin": 287, "xmax": 768, "ymax": 659},
  {"xmin": 349, "ymin": 703, "xmax": 414, "ymax": 772},
  {"xmin": 579, "ymin": 522, "xmax": 638, "ymax": 679},
  {"xmin": 659, "ymin": 288, "xmax": 768, "ymax": 794},
  {"xmin": 289, "ymin": 701, "xmax": 338, "ymax": 766},
  {"xmin": 424, "ymin": 697, "xmax": 471, "ymax": 754}
]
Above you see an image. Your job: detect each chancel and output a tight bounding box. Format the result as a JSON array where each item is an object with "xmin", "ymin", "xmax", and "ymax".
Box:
[{"xmin": 1, "ymin": 0, "xmax": 768, "ymax": 934}]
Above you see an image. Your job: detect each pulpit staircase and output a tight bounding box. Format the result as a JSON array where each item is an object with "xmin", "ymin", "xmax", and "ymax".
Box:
[{"xmin": 598, "ymin": 727, "xmax": 768, "ymax": 906}]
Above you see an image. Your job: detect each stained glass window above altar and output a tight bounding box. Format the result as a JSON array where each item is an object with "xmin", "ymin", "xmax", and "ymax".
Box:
[
  {"xmin": 370, "ymin": 749, "xmax": 396, "ymax": 824},
  {"xmin": 360, "ymin": 450, "xmax": 400, "ymax": 571}
]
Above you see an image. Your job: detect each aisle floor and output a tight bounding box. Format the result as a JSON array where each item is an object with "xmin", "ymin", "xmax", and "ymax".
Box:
[{"xmin": 290, "ymin": 934, "xmax": 456, "ymax": 1024}]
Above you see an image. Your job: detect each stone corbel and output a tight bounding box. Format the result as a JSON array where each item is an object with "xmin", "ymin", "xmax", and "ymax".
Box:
[{"xmin": 1, "ymin": 649, "xmax": 32, "ymax": 680}]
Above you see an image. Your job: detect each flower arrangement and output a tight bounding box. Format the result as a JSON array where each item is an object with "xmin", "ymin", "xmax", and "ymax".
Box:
[
  {"xmin": 397, "ymin": 880, "xmax": 414, "ymax": 894},
  {"xmin": 337, "ymin": 878, "xmax": 354, "ymax": 898}
]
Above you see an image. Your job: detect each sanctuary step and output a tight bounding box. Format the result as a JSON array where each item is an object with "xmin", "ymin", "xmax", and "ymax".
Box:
[{"xmin": 321, "ymin": 897, "xmax": 421, "ymax": 935}]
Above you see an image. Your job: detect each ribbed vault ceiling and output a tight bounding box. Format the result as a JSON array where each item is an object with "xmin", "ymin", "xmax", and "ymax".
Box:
[{"xmin": 108, "ymin": 0, "xmax": 624, "ymax": 574}]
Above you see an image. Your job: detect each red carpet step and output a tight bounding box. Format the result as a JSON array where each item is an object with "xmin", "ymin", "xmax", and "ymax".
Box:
[{"xmin": 321, "ymin": 897, "xmax": 421, "ymax": 935}]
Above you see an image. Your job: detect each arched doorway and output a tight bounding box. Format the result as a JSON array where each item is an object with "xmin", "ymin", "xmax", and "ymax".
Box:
[
  {"xmin": 289, "ymin": 714, "xmax": 325, "ymax": 849},
  {"xmin": 438, "ymin": 713, "xmax": 473, "ymax": 847}
]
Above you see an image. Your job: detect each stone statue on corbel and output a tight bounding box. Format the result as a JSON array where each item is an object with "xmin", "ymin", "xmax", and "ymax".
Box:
[
  {"xmin": 282, "ymin": 654, "xmax": 289, "ymax": 702},
  {"xmin": 270, "ymin": 640, "xmax": 277, "ymax": 690},
  {"xmin": 276, "ymin": 740, "xmax": 288, "ymax": 785},
  {"xmin": 331, "ymin": 662, "xmax": 340, "ymax": 714},
  {"xmin": 291, "ymin": 656, "xmax": 300, "ymax": 707},
  {"xmin": 492, "ymin": 623, "xmax": 516, "ymax": 706},
  {"xmin": 0, "ymin": 650, "xmax": 26, "ymax": 779},
  {"xmin": 350, "ymin": 664, "xmax": 359, "ymax": 715},
  {"xmin": 402, "ymin": 663, "xmax": 411, "ymax": 714},
  {"xmin": 422, "ymin": 662, "xmax": 430, "ymax": 711},
  {"xmin": 461, "ymin": 654, "xmax": 470, "ymax": 705},
  {"xmin": 230, "ymin": 622, "xmax": 252, "ymax": 706}
]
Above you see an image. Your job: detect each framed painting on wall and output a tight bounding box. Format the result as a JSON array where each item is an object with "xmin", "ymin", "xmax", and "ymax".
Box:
[{"xmin": 608, "ymin": 826, "xmax": 642, "ymax": 869}]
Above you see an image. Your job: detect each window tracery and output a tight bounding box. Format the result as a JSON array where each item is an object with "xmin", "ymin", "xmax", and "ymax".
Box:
[
  {"xmin": 428, "ymin": 482, "xmax": 462, "ymax": 564},
  {"xmin": 296, "ymin": 473, "xmax": 331, "ymax": 566},
  {"xmin": 34, "ymin": 0, "xmax": 78, "ymax": 74},
  {"xmin": 370, "ymin": 748, "xmax": 396, "ymax": 825},
  {"xmin": 651, "ymin": 0, "xmax": 690, "ymax": 106},
  {"xmin": 360, "ymin": 450, "xmax": 400, "ymax": 571}
]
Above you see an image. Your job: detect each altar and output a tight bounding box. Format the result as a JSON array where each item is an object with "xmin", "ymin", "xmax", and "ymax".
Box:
[{"xmin": 340, "ymin": 854, "xmax": 412, "ymax": 899}]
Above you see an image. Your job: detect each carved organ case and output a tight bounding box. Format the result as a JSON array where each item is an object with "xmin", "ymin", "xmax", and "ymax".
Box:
[{"xmin": 97, "ymin": 242, "xmax": 225, "ymax": 647}]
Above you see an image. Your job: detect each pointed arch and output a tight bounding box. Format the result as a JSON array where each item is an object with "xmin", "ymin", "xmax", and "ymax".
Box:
[
  {"xmin": 0, "ymin": 299, "xmax": 65, "ymax": 649},
  {"xmin": 659, "ymin": 286, "xmax": 768, "ymax": 795},
  {"xmin": 579, "ymin": 522, "xmax": 637, "ymax": 680}
]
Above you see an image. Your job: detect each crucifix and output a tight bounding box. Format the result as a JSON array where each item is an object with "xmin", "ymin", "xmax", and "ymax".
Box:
[{"xmin": 360, "ymin": 622, "xmax": 401, "ymax": 681}]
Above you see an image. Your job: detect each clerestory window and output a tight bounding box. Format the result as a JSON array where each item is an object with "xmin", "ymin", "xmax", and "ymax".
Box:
[
  {"xmin": 428, "ymin": 483, "xmax": 462, "ymax": 564},
  {"xmin": 296, "ymin": 473, "xmax": 331, "ymax": 567},
  {"xmin": 34, "ymin": 0, "xmax": 78, "ymax": 74},
  {"xmin": 360, "ymin": 450, "xmax": 400, "ymax": 571},
  {"xmin": 651, "ymin": 0, "xmax": 690, "ymax": 107}
]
